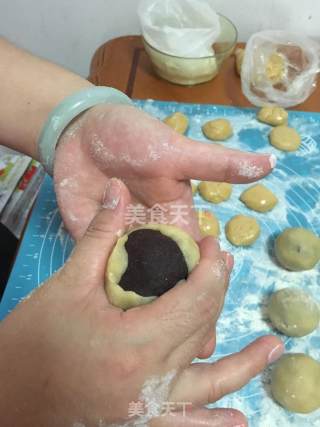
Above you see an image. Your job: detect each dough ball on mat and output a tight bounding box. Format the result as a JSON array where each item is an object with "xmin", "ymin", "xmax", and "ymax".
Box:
[
  {"xmin": 275, "ymin": 228, "xmax": 320, "ymax": 271},
  {"xmin": 198, "ymin": 181, "xmax": 232, "ymax": 204},
  {"xmin": 202, "ymin": 118, "xmax": 233, "ymax": 141},
  {"xmin": 240, "ymin": 184, "xmax": 278, "ymax": 213},
  {"xmin": 225, "ymin": 214, "xmax": 260, "ymax": 247},
  {"xmin": 257, "ymin": 106, "xmax": 288, "ymax": 126},
  {"xmin": 271, "ymin": 353, "xmax": 320, "ymax": 413},
  {"xmin": 163, "ymin": 112, "xmax": 189, "ymax": 135},
  {"xmin": 269, "ymin": 125, "xmax": 301, "ymax": 152},
  {"xmin": 268, "ymin": 288, "xmax": 319, "ymax": 337},
  {"xmin": 197, "ymin": 210, "xmax": 220, "ymax": 238}
]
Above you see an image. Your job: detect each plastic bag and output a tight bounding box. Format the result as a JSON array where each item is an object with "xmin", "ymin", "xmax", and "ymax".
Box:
[
  {"xmin": 241, "ymin": 30, "xmax": 320, "ymax": 108},
  {"xmin": 138, "ymin": 0, "xmax": 221, "ymax": 57}
]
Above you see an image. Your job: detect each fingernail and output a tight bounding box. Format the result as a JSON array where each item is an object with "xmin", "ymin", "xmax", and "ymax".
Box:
[
  {"xmin": 225, "ymin": 252, "xmax": 234, "ymax": 270},
  {"xmin": 103, "ymin": 178, "xmax": 121, "ymax": 209},
  {"xmin": 269, "ymin": 154, "xmax": 277, "ymax": 169},
  {"xmin": 268, "ymin": 343, "xmax": 284, "ymax": 364}
]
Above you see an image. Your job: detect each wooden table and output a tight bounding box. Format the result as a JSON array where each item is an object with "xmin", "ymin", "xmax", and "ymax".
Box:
[{"xmin": 89, "ymin": 35, "xmax": 319, "ymax": 112}]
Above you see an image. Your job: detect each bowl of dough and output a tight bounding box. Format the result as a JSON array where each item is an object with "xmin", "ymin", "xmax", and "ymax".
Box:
[{"xmin": 139, "ymin": 0, "xmax": 237, "ymax": 85}]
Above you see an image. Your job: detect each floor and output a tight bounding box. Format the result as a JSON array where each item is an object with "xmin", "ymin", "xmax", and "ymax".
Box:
[{"xmin": 0, "ymin": 224, "xmax": 18, "ymax": 300}]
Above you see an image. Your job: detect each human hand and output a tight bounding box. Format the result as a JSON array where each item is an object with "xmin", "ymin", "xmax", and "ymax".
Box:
[
  {"xmin": 54, "ymin": 104, "xmax": 276, "ymax": 240},
  {"xmin": 0, "ymin": 180, "xmax": 283, "ymax": 427}
]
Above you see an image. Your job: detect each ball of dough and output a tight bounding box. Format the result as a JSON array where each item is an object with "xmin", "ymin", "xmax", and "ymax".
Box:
[
  {"xmin": 257, "ymin": 106, "xmax": 288, "ymax": 126},
  {"xmin": 275, "ymin": 228, "xmax": 320, "ymax": 271},
  {"xmin": 163, "ymin": 112, "xmax": 189, "ymax": 135},
  {"xmin": 269, "ymin": 125, "xmax": 301, "ymax": 152},
  {"xmin": 225, "ymin": 215, "xmax": 260, "ymax": 246},
  {"xmin": 191, "ymin": 182, "xmax": 198, "ymax": 195},
  {"xmin": 265, "ymin": 53, "xmax": 286, "ymax": 84},
  {"xmin": 240, "ymin": 184, "xmax": 278, "ymax": 213},
  {"xmin": 271, "ymin": 353, "xmax": 320, "ymax": 413},
  {"xmin": 105, "ymin": 224, "xmax": 200, "ymax": 310},
  {"xmin": 202, "ymin": 119, "xmax": 233, "ymax": 141},
  {"xmin": 198, "ymin": 181, "xmax": 232, "ymax": 204},
  {"xmin": 268, "ymin": 288, "xmax": 320, "ymax": 337},
  {"xmin": 234, "ymin": 47, "xmax": 245, "ymax": 76},
  {"xmin": 197, "ymin": 210, "xmax": 220, "ymax": 238}
]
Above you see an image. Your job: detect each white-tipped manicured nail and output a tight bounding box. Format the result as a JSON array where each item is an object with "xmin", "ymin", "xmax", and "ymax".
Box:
[
  {"xmin": 268, "ymin": 343, "xmax": 284, "ymax": 364},
  {"xmin": 269, "ymin": 154, "xmax": 277, "ymax": 169}
]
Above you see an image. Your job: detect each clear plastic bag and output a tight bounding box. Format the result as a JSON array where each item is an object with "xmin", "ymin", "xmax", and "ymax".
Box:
[
  {"xmin": 241, "ymin": 31, "xmax": 320, "ymax": 108},
  {"xmin": 138, "ymin": 0, "xmax": 220, "ymax": 57}
]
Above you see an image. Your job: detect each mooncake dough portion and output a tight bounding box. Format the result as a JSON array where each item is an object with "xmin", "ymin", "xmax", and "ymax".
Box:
[
  {"xmin": 191, "ymin": 181, "xmax": 198, "ymax": 195},
  {"xmin": 257, "ymin": 106, "xmax": 288, "ymax": 126},
  {"xmin": 265, "ymin": 52, "xmax": 286, "ymax": 84},
  {"xmin": 274, "ymin": 228, "xmax": 320, "ymax": 271},
  {"xmin": 269, "ymin": 125, "xmax": 301, "ymax": 152},
  {"xmin": 268, "ymin": 288, "xmax": 320, "ymax": 337},
  {"xmin": 198, "ymin": 181, "xmax": 232, "ymax": 204},
  {"xmin": 163, "ymin": 112, "xmax": 189, "ymax": 134},
  {"xmin": 234, "ymin": 47, "xmax": 245, "ymax": 76},
  {"xmin": 202, "ymin": 118, "xmax": 233, "ymax": 141},
  {"xmin": 271, "ymin": 354, "xmax": 320, "ymax": 413},
  {"xmin": 105, "ymin": 224, "xmax": 200, "ymax": 310},
  {"xmin": 197, "ymin": 210, "xmax": 220, "ymax": 238},
  {"xmin": 225, "ymin": 215, "xmax": 260, "ymax": 246},
  {"xmin": 240, "ymin": 184, "xmax": 278, "ymax": 213}
]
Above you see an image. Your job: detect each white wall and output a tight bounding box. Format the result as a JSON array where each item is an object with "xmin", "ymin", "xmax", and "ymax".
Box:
[{"xmin": 1, "ymin": 0, "xmax": 319, "ymax": 77}]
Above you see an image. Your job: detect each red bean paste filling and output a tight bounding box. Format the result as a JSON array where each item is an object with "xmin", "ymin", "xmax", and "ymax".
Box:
[{"xmin": 119, "ymin": 229, "xmax": 188, "ymax": 297}]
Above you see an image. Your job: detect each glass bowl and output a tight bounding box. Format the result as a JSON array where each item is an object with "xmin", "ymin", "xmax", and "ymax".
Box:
[{"xmin": 143, "ymin": 14, "xmax": 238, "ymax": 86}]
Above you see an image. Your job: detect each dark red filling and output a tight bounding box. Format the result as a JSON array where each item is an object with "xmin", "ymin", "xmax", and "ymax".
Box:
[{"xmin": 119, "ymin": 229, "xmax": 188, "ymax": 297}]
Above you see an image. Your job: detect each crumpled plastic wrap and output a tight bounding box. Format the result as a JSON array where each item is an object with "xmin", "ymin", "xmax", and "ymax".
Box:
[
  {"xmin": 138, "ymin": 0, "xmax": 221, "ymax": 57},
  {"xmin": 241, "ymin": 30, "xmax": 320, "ymax": 108}
]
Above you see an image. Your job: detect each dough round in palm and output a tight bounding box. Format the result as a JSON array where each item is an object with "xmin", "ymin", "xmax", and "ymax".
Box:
[
  {"xmin": 105, "ymin": 224, "xmax": 200, "ymax": 310},
  {"xmin": 271, "ymin": 353, "xmax": 320, "ymax": 413}
]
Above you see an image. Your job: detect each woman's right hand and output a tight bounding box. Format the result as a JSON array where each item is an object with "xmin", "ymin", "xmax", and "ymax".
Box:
[{"xmin": 0, "ymin": 179, "xmax": 284, "ymax": 427}]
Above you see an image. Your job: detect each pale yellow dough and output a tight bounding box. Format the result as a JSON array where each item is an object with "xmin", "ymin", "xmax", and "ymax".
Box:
[
  {"xmin": 234, "ymin": 47, "xmax": 245, "ymax": 76},
  {"xmin": 271, "ymin": 353, "xmax": 320, "ymax": 413},
  {"xmin": 202, "ymin": 119, "xmax": 233, "ymax": 141},
  {"xmin": 269, "ymin": 125, "xmax": 301, "ymax": 152},
  {"xmin": 257, "ymin": 106, "xmax": 288, "ymax": 126},
  {"xmin": 265, "ymin": 52, "xmax": 286, "ymax": 84},
  {"xmin": 191, "ymin": 182, "xmax": 198, "ymax": 195},
  {"xmin": 240, "ymin": 184, "xmax": 278, "ymax": 213},
  {"xmin": 197, "ymin": 210, "xmax": 220, "ymax": 238},
  {"xmin": 268, "ymin": 288, "xmax": 320, "ymax": 337},
  {"xmin": 198, "ymin": 181, "xmax": 232, "ymax": 204},
  {"xmin": 275, "ymin": 227, "xmax": 320, "ymax": 271},
  {"xmin": 225, "ymin": 215, "xmax": 260, "ymax": 246},
  {"xmin": 163, "ymin": 112, "xmax": 189, "ymax": 135},
  {"xmin": 105, "ymin": 224, "xmax": 200, "ymax": 310}
]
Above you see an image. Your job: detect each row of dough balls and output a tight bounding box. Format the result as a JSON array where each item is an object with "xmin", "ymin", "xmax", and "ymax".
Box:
[
  {"xmin": 163, "ymin": 106, "xmax": 301, "ymax": 152},
  {"xmin": 194, "ymin": 181, "xmax": 277, "ymax": 246},
  {"xmin": 195, "ymin": 180, "xmax": 320, "ymax": 267}
]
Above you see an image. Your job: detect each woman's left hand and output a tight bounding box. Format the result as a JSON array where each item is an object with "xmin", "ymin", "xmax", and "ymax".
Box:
[{"xmin": 54, "ymin": 104, "xmax": 275, "ymax": 240}]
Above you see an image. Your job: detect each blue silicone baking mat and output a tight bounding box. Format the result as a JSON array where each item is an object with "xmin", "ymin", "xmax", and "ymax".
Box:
[{"xmin": 1, "ymin": 100, "xmax": 320, "ymax": 426}]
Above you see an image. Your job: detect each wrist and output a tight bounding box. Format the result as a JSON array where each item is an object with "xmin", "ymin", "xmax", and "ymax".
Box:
[{"xmin": 38, "ymin": 86, "xmax": 133, "ymax": 175}]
